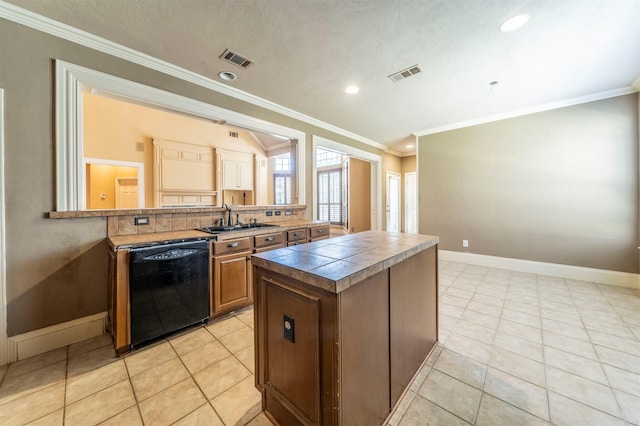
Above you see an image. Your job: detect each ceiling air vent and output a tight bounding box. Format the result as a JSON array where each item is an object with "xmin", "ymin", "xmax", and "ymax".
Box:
[
  {"xmin": 219, "ymin": 49, "xmax": 253, "ymax": 68},
  {"xmin": 388, "ymin": 64, "xmax": 423, "ymax": 82}
]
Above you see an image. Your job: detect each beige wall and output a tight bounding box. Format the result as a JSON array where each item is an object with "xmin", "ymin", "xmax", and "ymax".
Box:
[
  {"xmin": 84, "ymin": 93, "xmax": 266, "ymax": 208},
  {"xmin": 0, "ymin": 19, "xmax": 389, "ymax": 335},
  {"xmin": 418, "ymin": 94, "xmax": 639, "ymax": 273}
]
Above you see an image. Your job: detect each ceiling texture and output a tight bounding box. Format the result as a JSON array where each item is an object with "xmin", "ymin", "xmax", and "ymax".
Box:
[{"xmin": 4, "ymin": 0, "xmax": 640, "ymax": 155}]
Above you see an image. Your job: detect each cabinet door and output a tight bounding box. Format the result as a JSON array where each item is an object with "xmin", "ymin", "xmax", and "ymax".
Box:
[
  {"xmin": 212, "ymin": 251, "xmax": 252, "ymax": 316},
  {"xmin": 389, "ymin": 245, "xmax": 438, "ymax": 405},
  {"xmin": 238, "ymin": 160, "xmax": 253, "ymax": 189},
  {"xmin": 222, "ymin": 160, "xmax": 239, "ymax": 189}
]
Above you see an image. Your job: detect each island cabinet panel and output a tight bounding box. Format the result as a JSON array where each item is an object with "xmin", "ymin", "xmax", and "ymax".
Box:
[
  {"xmin": 266, "ymin": 282, "xmax": 320, "ymax": 424},
  {"xmin": 254, "ymin": 270, "xmax": 339, "ymax": 426},
  {"xmin": 253, "ymin": 231, "xmax": 439, "ymax": 426},
  {"xmin": 389, "ymin": 245, "xmax": 438, "ymax": 405},
  {"xmin": 338, "ymin": 270, "xmax": 390, "ymax": 426}
]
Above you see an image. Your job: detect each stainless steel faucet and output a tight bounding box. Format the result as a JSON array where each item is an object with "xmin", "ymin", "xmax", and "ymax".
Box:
[{"xmin": 223, "ymin": 203, "xmax": 233, "ymax": 226}]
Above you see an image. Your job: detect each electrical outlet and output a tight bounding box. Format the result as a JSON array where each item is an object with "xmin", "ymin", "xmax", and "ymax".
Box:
[
  {"xmin": 283, "ymin": 315, "xmax": 295, "ymax": 343},
  {"xmin": 265, "ymin": 211, "xmax": 273, "ymax": 216},
  {"xmin": 275, "ymin": 211, "xmax": 281, "ymax": 216},
  {"xmin": 463, "ymin": 239, "xmax": 469, "ymax": 248},
  {"xmin": 134, "ymin": 216, "xmax": 150, "ymax": 225}
]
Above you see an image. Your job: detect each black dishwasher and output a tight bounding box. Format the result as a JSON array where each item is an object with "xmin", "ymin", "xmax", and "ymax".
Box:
[{"xmin": 129, "ymin": 239, "xmax": 209, "ymax": 349}]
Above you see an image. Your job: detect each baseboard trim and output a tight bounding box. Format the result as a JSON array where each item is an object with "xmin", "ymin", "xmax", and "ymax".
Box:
[
  {"xmin": 439, "ymin": 250, "xmax": 640, "ymax": 290},
  {"xmin": 6, "ymin": 312, "xmax": 107, "ymax": 363}
]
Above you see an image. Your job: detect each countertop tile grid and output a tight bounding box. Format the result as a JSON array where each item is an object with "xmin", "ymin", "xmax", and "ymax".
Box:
[
  {"xmin": 2, "ymin": 260, "xmax": 639, "ymax": 426},
  {"xmin": 252, "ymin": 230, "xmax": 439, "ymax": 293}
]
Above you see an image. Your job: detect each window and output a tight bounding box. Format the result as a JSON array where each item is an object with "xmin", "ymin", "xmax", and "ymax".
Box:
[
  {"xmin": 318, "ymin": 169, "xmax": 342, "ymax": 223},
  {"xmin": 275, "ymin": 157, "xmax": 290, "ymax": 172},
  {"xmin": 316, "ymin": 148, "xmax": 342, "ymax": 167},
  {"xmin": 274, "ymin": 174, "xmax": 291, "ymax": 204}
]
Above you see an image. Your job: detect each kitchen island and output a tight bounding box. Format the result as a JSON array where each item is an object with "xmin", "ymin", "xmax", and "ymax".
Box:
[{"xmin": 251, "ymin": 230, "xmax": 439, "ymax": 425}]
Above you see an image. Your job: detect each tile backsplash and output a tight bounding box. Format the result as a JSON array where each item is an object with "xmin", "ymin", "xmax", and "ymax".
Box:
[{"xmin": 107, "ymin": 206, "xmax": 307, "ymax": 237}]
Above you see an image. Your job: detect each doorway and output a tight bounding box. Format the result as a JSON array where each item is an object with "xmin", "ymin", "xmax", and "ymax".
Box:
[
  {"xmin": 405, "ymin": 172, "xmax": 417, "ymax": 234},
  {"xmin": 84, "ymin": 159, "xmax": 144, "ymax": 210},
  {"xmin": 386, "ymin": 172, "xmax": 401, "ymax": 232},
  {"xmin": 312, "ymin": 136, "xmax": 382, "ymax": 231}
]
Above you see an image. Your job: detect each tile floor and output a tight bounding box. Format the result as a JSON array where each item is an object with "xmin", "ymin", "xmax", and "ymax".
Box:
[{"xmin": 0, "ymin": 260, "xmax": 638, "ymax": 425}]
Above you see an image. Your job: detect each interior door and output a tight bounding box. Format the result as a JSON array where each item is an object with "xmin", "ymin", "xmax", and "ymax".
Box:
[
  {"xmin": 404, "ymin": 172, "xmax": 417, "ymax": 234},
  {"xmin": 386, "ymin": 172, "xmax": 400, "ymax": 232},
  {"xmin": 348, "ymin": 157, "xmax": 371, "ymax": 233},
  {"xmin": 116, "ymin": 177, "xmax": 139, "ymax": 209}
]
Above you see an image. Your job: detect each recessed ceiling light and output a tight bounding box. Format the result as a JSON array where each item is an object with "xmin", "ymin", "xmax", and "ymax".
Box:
[
  {"xmin": 406, "ymin": 144, "xmax": 414, "ymax": 149},
  {"xmin": 500, "ymin": 13, "xmax": 530, "ymax": 32},
  {"xmin": 345, "ymin": 85, "xmax": 359, "ymax": 94},
  {"xmin": 218, "ymin": 71, "xmax": 237, "ymax": 81}
]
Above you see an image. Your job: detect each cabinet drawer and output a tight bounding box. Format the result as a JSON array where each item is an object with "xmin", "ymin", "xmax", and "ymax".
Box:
[
  {"xmin": 287, "ymin": 241, "xmax": 306, "ymax": 247},
  {"xmin": 254, "ymin": 232, "xmax": 285, "ymax": 249},
  {"xmin": 309, "ymin": 226, "xmax": 330, "ymax": 240},
  {"xmin": 213, "ymin": 237, "xmax": 252, "ymax": 255},
  {"xmin": 287, "ymin": 228, "xmax": 307, "ymax": 242}
]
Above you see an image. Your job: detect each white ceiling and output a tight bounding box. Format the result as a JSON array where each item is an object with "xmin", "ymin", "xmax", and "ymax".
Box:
[{"xmin": 5, "ymin": 0, "xmax": 640, "ymax": 155}]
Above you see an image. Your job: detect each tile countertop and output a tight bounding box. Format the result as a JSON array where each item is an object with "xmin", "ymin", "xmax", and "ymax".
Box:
[
  {"xmin": 108, "ymin": 220, "xmax": 329, "ymax": 249},
  {"xmin": 252, "ymin": 230, "xmax": 439, "ymax": 294}
]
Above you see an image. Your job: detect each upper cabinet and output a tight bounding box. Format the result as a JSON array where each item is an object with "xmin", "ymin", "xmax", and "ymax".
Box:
[
  {"xmin": 153, "ymin": 139, "xmax": 216, "ymax": 207},
  {"xmin": 218, "ymin": 150, "xmax": 254, "ymax": 191}
]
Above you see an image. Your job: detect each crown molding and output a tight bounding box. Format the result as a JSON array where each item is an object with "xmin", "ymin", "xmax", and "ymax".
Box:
[
  {"xmin": 632, "ymin": 74, "xmax": 640, "ymax": 91},
  {"xmin": 0, "ymin": 1, "xmax": 387, "ymax": 152},
  {"xmin": 415, "ymin": 86, "xmax": 639, "ymax": 137}
]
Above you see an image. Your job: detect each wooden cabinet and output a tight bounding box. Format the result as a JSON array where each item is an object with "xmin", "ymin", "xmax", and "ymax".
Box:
[
  {"xmin": 211, "ymin": 237, "xmax": 253, "ymax": 317},
  {"xmin": 108, "ymin": 248, "xmax": 131, "ymax": 356},
  {"xmin": 153, "ymin": 139, "xmax": 217, "ymax": 207},
  {"xmin": 254, "ymin": 244, "xmax": 438, "ymax": 425},
  {"xmin": 218, "ymin": 150, "xmax": 254, "ymax": 190},
  {"xmin": 286, "ymin": 228, "xmax": 308, "ymax": 246},
  {"xmin": 254, "ymin": 231, "xmax": 285, "ymax": 253},
  {"xmin": 309, "ymin": 225, "xmax": 330, "ymax": 242}
]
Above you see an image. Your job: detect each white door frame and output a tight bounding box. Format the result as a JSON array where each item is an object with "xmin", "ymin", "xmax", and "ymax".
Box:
[
  {"xmin": 404, "ymin": 172, "xmax": 417, "ymax": 234},
  {"xmin": 0, "ymin": 88, "xmax": 7, "ymax": 365},
  {"xmin": 84, "ymin": 158, "xmax": 145, "ymax": 209},
  {"xmin": 386, "ymin": 172, "xmax": 401, "ymax": 232},
  {"xmin": 311, "ymin": 135, "xmax": 382, "ymax": 231},
  {"xmin": 55, "ymin": 60, "xmax": 306, "ymax": 211}
]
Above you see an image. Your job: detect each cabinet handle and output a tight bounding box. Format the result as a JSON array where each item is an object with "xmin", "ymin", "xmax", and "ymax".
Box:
[
  {"xmin": 264, "ymin": 237, "xmax": 274, "ymax": 241},
  {"xmin": 227, "ymin": 242, "xmax": 240, "ymax": 248},
  {"xmin": 317, "ymin": 229, "xmax": 324, "ymax": 233},
  {"xmin": 293, "ymin": 233, "xmax": 300, "ymax": 237}
]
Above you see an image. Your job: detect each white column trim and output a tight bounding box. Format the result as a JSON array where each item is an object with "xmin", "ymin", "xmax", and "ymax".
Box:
[
  {"xmin": 0, "ymin": 88, "xmax": 7, "ymax": 365},
  {"xmin": 55, "ymin": 60, "xmax": 306, "ymax": 211}
]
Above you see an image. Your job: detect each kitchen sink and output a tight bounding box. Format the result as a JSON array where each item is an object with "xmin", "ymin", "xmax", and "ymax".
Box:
[{"xmin": 198, "ymin": 223, "xmax": 280, "ymax": 235}]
